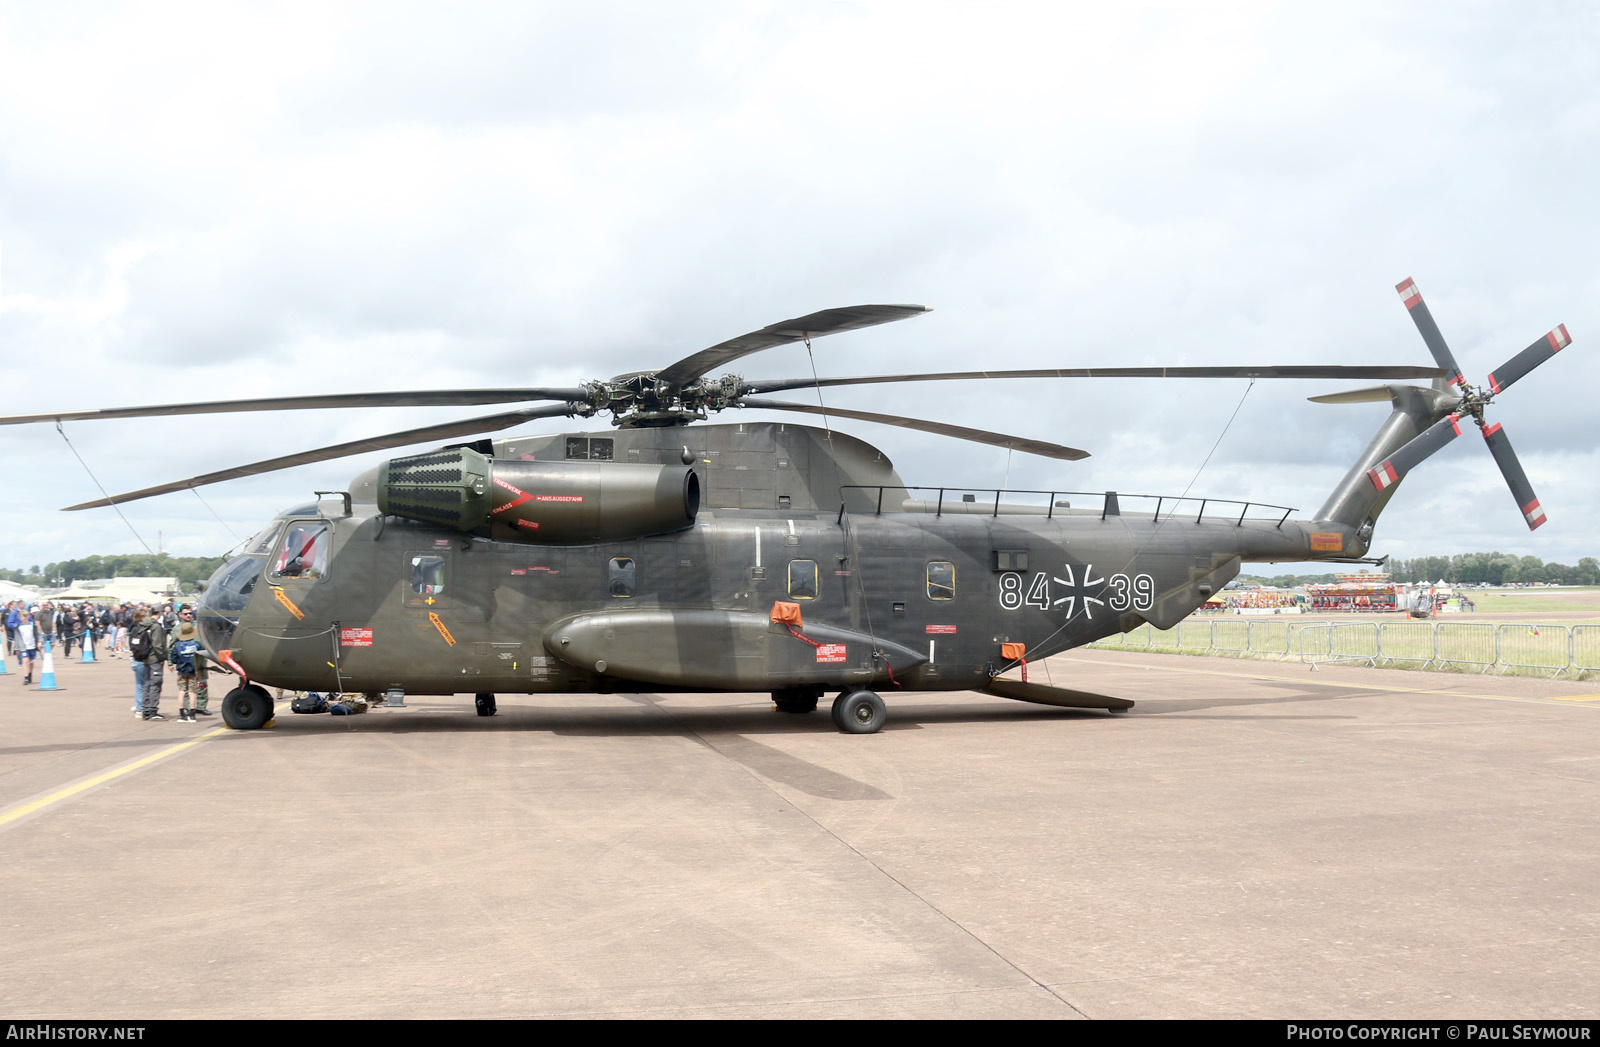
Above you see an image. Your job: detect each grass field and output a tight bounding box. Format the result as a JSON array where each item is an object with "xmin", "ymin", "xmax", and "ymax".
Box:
[
  {"xmin": 1463, "ymin": 587, "xmax": 1600, "ymax": 619},
  {"xmin": 1085, "ymin": 587, "xmax": 1600, "ymax": 679}
]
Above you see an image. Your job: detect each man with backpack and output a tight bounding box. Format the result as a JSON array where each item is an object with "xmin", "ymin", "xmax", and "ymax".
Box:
[{"xmin": 129, "ymin": 607, "xmax": 169, "ymax": 721}]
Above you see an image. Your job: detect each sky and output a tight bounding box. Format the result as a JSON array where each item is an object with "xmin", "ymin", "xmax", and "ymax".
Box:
[{"xmin": 1, "ymin": 1, "xmax": 1596, "ymax": 577}]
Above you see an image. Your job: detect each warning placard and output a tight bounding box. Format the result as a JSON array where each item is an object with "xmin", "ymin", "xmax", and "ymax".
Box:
[
  {"xmin": 340, "ymin": 627, "xmax": 374, "ymax": 648},
  {"xmin": 815, "ymin": 643, "xmax": 847, "ymax": 663}
]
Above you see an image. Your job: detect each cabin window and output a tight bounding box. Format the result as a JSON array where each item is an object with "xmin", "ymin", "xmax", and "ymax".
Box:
[
  {"xmin": 788, "ymin": 559, "xmax": 818, "ymax": 600},
  {"xmin": 609, "ymin": 557, "xmax": 636, "ymax": 598},
  {"xmin": 927, "ymin": 561, "xmax": 955, "ymax": 601},
  {"xmin": 272, "ymin": 523, "xmax": 329, "ymax": 580},
  {"xmin": 565, "ymin": 437, "xmax": 615, "ymax": 461},
  {"xmin": 405, "ymin": 554, "xmax": 447, "ymax": 605}
]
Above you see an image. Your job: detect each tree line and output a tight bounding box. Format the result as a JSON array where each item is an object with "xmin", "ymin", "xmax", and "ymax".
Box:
[
  {"xmin": 1, "ymin": 554, "xmax": 231, "ymax": 589},
  {"xmin": 1239, "ymin": 552, "xmax": 1600, "ymax": 589}
]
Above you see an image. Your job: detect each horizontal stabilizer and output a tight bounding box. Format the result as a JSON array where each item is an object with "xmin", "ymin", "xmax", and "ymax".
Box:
[
  {"xmin": 1308, "ymin": 385, "xmax": 1397, "ymax": 404},
  {"xmin": 982, "ymin": 677, "xmax": 1134, "ymax": 710}
]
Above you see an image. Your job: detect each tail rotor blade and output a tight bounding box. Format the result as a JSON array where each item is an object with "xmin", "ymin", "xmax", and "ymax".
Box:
[
  {"xmin": 1366, "ymin": 413, "xmax": 1463, "ymax": 492},
  {"xmin": 1396, "ymin": 277, "xmax": 1468, "ymax": 389},
  {"xmin": 1481, "ymin": 422, "xmax": 1546, "ymax": 530},
  {"xmin": 1486, "ymin": 324, "xmax": 1571, "ymax": 395}
]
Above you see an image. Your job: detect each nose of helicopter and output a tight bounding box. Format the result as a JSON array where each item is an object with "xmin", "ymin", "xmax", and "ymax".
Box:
[{"xmin": 195, "ymin": 553, "xmax": 263, "ymax": 655}]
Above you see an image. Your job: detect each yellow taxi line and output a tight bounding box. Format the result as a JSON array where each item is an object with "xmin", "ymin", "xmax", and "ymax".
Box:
[{"xmin": 0, "ymin": 709, "xmax": 265, "ymax": 831}]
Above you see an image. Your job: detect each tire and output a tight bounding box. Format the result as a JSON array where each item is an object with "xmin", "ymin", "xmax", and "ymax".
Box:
[
  {"xmin": 831, "ymin": 689, "xmax": 886, "ymax": 734},
  {"xmin": 772, "ymin": 687, "xmax": 820, "ymax": 714},
  {"xmin": 475, "ymin": 693, "xmax": 497, "ymax": 717},
  {"xmin": 221, "ymin": 684, "xmax": 274, "ymax": 730}
]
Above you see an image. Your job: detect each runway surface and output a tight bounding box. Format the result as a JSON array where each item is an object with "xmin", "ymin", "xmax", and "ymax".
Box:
[{"xmin": 2, "ymin": 650, "xmax": 1597, "ymax": 1018}]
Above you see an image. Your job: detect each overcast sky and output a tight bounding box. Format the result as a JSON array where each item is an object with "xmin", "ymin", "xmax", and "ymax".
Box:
[{"xmin": 1, "ymin": 1, "xmax": 1595, "ymax": 577}]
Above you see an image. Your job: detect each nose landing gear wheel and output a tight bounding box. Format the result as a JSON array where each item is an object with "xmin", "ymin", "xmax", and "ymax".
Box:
[
  {"xmin": 221, "ymin": 684, "xmax": 274, "ymax": 730},
  {"xmin": 830, "ymin": 689, "xmax": 886, "ymax": 734},
  {"xmin": 475, "ymin": 693, "xmax": 497, "ymax": 717}
]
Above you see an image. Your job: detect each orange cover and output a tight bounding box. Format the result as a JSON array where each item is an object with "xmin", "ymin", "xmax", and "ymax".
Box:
[
  {"xmin": 770, "ymin": 601, "xmax": 804, "ymax": 626},
  {"xmin": 1000, "ymin": 642, "xmax": 1026, "ymax": 660}
]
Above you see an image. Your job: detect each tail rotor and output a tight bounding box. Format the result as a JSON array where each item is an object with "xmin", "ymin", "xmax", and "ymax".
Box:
[{"xmin": 1364, "ymin": 278, "xmax": 1568, "ymax": 530}]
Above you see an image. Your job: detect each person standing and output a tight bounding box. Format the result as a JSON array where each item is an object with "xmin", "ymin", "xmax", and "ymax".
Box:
[
  {"xmin": 14, "ymin": 609, "xmax": 40, "ymax": 685},
  {"xmin": 168, "ymin": 610, "xmax": 210, "ymax": 722},
  {"xmin": 58, "ymin": 605, "xmax": 79, "ymax": 658},
  {"xmin": 129, "ymin": 608, "xmax": 168, "ymax": 721}
]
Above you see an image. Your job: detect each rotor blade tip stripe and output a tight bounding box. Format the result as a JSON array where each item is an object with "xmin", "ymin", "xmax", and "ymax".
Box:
[
  {"xmin": 1548, "ymin": 324, "xmax": 1571, "ymax": 350},
  {"xmin": 1396, "ymin": 278, "xmax": 1422, "ymax": 308},
  {"xmin": 1367, "ymin": 462, "xmax": 1399, "ymax": 490},
  {"xmin": 1524, "ymin": 500, "xmax": 1547, "ymax": 529}
]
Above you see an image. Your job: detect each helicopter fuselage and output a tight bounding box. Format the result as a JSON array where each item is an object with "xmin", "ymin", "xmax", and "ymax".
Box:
[{"xmin": 195, "ymin": 421, "xmax": 1373, "ymax": 705}]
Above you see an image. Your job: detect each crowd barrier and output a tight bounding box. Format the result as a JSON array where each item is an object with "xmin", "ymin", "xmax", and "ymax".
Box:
[{"xmin": 1088, "ymin": 619, "xmax": 1591, "ymax": 677}]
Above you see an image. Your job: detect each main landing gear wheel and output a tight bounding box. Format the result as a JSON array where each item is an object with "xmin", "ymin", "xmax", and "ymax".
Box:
[
  {"xmin": 831, "ymin": 689, "xmax": 886, "ymax": 734},
  {"xmin": 475, "ymin": 693, "xmax": 498, "ymax": 717},
  {"xmin": 221, "ymin": 684, "xmax": 274, "ymax": 730},
  {"xmin": 772, "ymin": 686, "xmax": 821, "ymax": 714}
]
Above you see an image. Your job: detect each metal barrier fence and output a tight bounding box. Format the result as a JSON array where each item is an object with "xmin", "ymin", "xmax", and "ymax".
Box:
[
  {"xmin": 1575, "ymin": 626, "xmax": 1600, "ymax": 673},
  {"xmin": 1496, "ymin": 624, "xmax": 1572, "ymax": 675},
  {"xmin": 1435, "ymin": 623, "xmax": 1498, "ymax": 671},
  {"xmin": 1300, "ymin": 623, "xmax": 1379, "ymax": 667},
  {"xmin": 1087, "ymin": 618, "xmax": 1592, "ymax": 677}
]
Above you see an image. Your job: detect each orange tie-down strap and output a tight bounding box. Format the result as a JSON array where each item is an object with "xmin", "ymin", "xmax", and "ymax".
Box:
[
  {"xmin": 771, "ymin": 601, "xmax": 821, "ymax": 648},
  {"xmin": 1000, "ymin": 641, "xmax": 1028, "ymax": 682}
]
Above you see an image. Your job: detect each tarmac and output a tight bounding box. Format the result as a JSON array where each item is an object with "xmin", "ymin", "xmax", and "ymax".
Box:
[{"xmin": 1, "ymin": 646, "xmax": 1597, "ymax": 1019}]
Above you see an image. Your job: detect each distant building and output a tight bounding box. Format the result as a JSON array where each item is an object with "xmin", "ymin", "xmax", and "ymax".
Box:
[{"xmin": 49, "ymin": 577, "xmax": 180, "ymax": 605}]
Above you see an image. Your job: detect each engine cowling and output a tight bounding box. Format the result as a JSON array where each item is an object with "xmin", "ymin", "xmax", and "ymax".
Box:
[{"xmin": 378, "ymin": 447, "xmax": 699, "ymax": 542}]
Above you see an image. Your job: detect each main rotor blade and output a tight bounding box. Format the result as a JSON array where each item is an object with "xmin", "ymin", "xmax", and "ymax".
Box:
[
  {"xmin": 1365, "ymin": 413, "xmax": 1463, "ymax": 493},
  {"xmin": 63, "ymin": 403, "xmax": 581, "ymax": 510},
  {"xmin": 0, "ymin": 388, "xmax": 592, "ymax": 427},
  {"xmin": 1481, "ymin": 422, "xmax": 1546, "ymax": 530},
  {"xmin": 656, "ymin": 305, "xmax": 929, "ymax": 390},
  {"xmin": 1396, "ymin": 277, "xmax": 1468, "ymax": 389},
  {"xmin": 1486, "ymin": 324, "xmax": 1572, "ymax": 395},
  {"xmin": 741, "ymin": 364, "xmax": 1446, "ymax": 396},
  {"xmin": 734, "ymin": 397, "xmax": 1089, "ymax": 461}
]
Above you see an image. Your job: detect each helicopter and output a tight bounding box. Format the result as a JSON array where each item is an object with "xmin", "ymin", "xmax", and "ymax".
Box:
[{"xmin": 0, "ymin": 279, "xmax": 1570, "ymax": 733}]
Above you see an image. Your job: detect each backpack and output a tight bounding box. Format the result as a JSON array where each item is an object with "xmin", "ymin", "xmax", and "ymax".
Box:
[
  {"xmin": 128, "ymin": 623, "xmax": 152, "ymax": 661},
  {"xmin": 291, "ymin": 693, "xmax": 328, "ymax": 714},
  {"xmin": 170, "ymin": 638, "xmax": 201, "ymax": 675},
  {"xmin": 129, "ymin": 623, "xmax": 167, "ymax": 662}
]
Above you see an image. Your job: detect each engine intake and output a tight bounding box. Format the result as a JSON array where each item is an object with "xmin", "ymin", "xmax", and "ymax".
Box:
[{"xmin": 378, "ymin": 447, "xmax": 699, "ymax": 542}]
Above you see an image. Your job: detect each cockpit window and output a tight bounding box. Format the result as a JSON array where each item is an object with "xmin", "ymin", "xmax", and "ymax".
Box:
[
  {"xmin": 272, "ymin": 523, "xmax": 329, "ymax": 580},
  {"xmin": 247, "ymin": 521, "xmax": 285, "ymax": 557}
]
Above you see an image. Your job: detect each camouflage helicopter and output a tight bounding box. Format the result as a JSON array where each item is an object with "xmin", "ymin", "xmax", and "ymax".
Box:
[{"xmin": 2, "ymin": 279, "xmax": 1570, "ymax": 732}]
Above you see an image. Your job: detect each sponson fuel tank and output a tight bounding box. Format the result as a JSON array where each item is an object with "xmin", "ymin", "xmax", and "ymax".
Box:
[{"xmin": 377, "ymin": 446, "xmax": 700, "ymax": 542}]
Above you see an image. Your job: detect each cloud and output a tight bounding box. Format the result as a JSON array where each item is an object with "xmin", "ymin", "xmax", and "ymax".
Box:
[{"xmin": 0, "ymin": 1, "xmax": 1595, "ymax": 574}]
